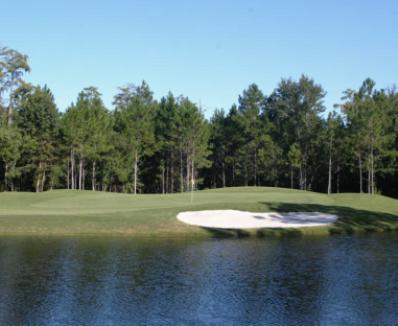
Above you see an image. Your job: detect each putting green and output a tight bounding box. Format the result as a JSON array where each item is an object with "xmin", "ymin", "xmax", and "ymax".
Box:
[{"xmin": 0, "ymin": 187, "xmax": 397, "ymax": 236}]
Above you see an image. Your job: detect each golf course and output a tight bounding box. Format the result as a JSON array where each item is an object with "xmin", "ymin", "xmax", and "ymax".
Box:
[{"xmin": 0, "ymin": 187, "xmax": 398, "ymax": 237}]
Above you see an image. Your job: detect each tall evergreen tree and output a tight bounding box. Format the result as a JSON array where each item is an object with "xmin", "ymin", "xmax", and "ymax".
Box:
[
  {"xmin": 266, "ymin": 76, "xmax": 325, "ymax": 190},
  {"xmin": 236, "ymin": 84, "xmax": 265, "ymax": 186},
  {"xmin": 0, "ymin": 125, "xmax": 22, "ymax": 190},
  {"xmin": 0, "ymin": 47, "xmax": 30, "ymax": 126},
  {"xmin": 15, "ymin": 84, "xmax": 59, "ymax": 192},
  {"xmin": 175, "ymin": 97, "xmax": 209, "ymax": 192},
  {"xmin": 114, "ymin": 92, "xmax": 156, "ymax": 194},
  {"xmin": 208, "ymin": 109, "xmax": 228, "ymax": 188},
  {"xmin": 154, "ymin": 92, "xmax": 179, "ymax": 193},
  {"xmin": 340, "ymin": 79, "xmax": 396, "ymax": 194}
]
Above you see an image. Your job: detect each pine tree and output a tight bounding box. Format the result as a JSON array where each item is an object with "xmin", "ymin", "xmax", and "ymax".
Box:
[
  {"xmin": 154, "ymin": 93, "xmax": 179, "ymax": 193},
  {"xmin": 266, "ymin": 76, "xmax": 325, "ymax": 190},
  {"xmin": 0, "ymin": 47, "xmax": 30, "ymax": 126},
  {"xmin": 175, "ymin": 97, "xmax": 210, "ymax": 192},
  {"xmin": 15, "ymin": 84, "xmax": 59, "ymax": 192},
  {"xmin": 340, "ymin": 79, "xmax": 395, "ymax": 194},
  {"xmin": 236, "ymin": 84, "xmax": 265, "ymax": 186},
  {"xmin": 114, "ymin": 96, "xmax": 155, "ymax": 194}
]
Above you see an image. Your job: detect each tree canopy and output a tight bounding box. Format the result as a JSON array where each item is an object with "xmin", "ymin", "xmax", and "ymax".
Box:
[{"xmin": 1, "ymin": 45, "xmax": 398, "ymax": 196}]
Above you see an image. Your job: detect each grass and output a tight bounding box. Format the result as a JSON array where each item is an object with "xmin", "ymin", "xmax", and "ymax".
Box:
[{"xmin": 0, "ymin": 186, "xmax": 398, "ymax": 237}]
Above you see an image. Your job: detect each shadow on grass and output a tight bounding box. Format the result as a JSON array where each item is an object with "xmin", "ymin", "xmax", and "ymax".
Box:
[
  {"xmin": 200, "ymin": 202, "xmax": 398, "ymax": 238},
  {"xmin": 200, "ymin": 227, "xmax": 251, "ymax": 238},
  {"xmin": 264, "ymin": 202, "xmax": 398, "ymax": 234}
]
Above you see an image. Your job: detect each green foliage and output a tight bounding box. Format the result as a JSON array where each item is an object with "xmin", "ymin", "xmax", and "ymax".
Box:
[
  {"xmin": 339, "ymin": 79, "xmax": 397, "ymax": 193},
  {"xmin": 288, "ymin": 143, "xmax": 301, "ymax": 168},
  {"xmin": 63, "ymin": 87, "xmax": 110, "ymax": 156},
  {"xmin": 265, "ymin": 75, "xmax": 326, "ymax": 190},
  {"xmin": 115, "ymin": 97, "xmax": 155, "ymax": 157},
  {"xmin": 177, "ymin": 97, "xmax": 210, "ymax": 169},
  {"xmin": 0, "ymin": 46, "xmax": 30, "ymax": 99},
  {"xmin": 0, "ymin": 126, "xmax": 22, "ymax": 189},
  {"xmin": 114, "ymin": 86, "xmax": 156, "ymax": 193},
  {"xmin": 3, "ymin": 44, "xmax": 398, "ymax": 198},
  {"xmin": 14, "ymin": 85, "xmax": 59, "ymax": 191},
  {"xmin": 0, "ymin": 127, "xmax": 22, "ymax": 165}
]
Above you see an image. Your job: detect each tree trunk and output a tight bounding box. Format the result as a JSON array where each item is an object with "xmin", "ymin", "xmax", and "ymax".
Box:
[
  {"xmin": 222, "ymin": 163, "xmax": 226, "ymax": 188},
  {"xmin": 10, "ymin": 173, "xmax": 14, "ymax": 192},
  {"xmin": 133, "ymin": 149, "xmax": 138, "ymax": 195},
  {"xmin": 170, "ymin": 151, "xmax": 174, "ymax": 193},
  {"xmin": 304, "ymin": 160, "xmax": 307, "ymax": 191},
  {"xmin": 35, "ymin": 177, "xmax": 41, "ymax": 193},
  {"xmin": 299, "ymin": 164, "xmax": 303, "ymax": 190},
  {"xmin": 186, "ymin": 155, "xmax": 190, "ymax": 192},
  {"xmin": 359, "ymin": 154, "xmax": 363, "ymax": 193},
  {"xmin": 35, "ymin": 162, "xmax": 42, "ymax": 193},
  {"xmin": 367, "ymin": 150, "xmax": 371, "ymax": 194},
  {"xmin": 244, "ymin": 160, "xmax": 248, "ymax": 186},
  {"xmin": 367, "ymin": 167, "xmax": 371, "ymax": 194},
  {"xmin": 92, "ymin": 161, "xmax": 96, "ymax": 191},
  {"xmin": 162, "ymin": 164, "xmax": 165, "ymax": 194},
  {"xmin": 71, "ymin": 148, "xmax": 75, "ymax": 190},
  {"xmin": 191, "ymin": 157, "xmax": 195, "ymax": 192},
  {"xmin": 232, "ymin": 162, "xmax": 235, "ymax": 186},
  {"xmin": 371, "ymin": 140, "xmax": 375, "ymax": 195},
  {"xmin": 303, "ymin": 146, "xmax": 308, "ymax": 191},
  {"xmin": 4, "ymin": 162, "xmax": 8, "ymax": 191},
  {"xmin": 83, "ymin": 164, "xmax": 86, "ymax": 190},
  {"xmin": 67, "ymin": 158, "xmax": 70, "ymax": 190},
  {"xmin": 190, "ymin": 156, "xmax": 195, "ymax": 203},
  {"xmin": 254, "ymin": 149, "xmax": 257, "ymax": 186},
  {"xmin": 79, "ymin": 159, "xmax": 83, "ymax": 190},
  {"xmin": 327, "ymin": 150, "xmax": 332, "ymax": 194},
  {"xmin": 41, "ymin": 168, "xmax": 46, "ymax": 192},
  {"xmin": 7, "ymin": 105, "xmax": 13, "ymax": 126},
  {"xmin": 290, "ymin": 166, "xmax": 293, "ymax": 189},
  {"xmin": 180, "ymin": 151, "xmax": 184, "ymax": 192},
  {"xmin": 162, "ymin": 161, "xmax": 170, "ymax": 193}
]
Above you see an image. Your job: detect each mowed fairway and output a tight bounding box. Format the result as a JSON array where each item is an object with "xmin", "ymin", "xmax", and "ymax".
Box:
[{"xmin": 0, "ymin": 187, "xmax": 398, "ymax": 236}]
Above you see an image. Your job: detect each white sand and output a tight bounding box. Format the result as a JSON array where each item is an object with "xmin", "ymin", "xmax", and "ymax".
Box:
[{"xmin": 177, "ymin": 210, "xmax": 337, "ymax": 229}]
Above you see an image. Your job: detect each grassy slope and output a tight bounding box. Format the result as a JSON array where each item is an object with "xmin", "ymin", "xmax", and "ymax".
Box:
[{"xmin": 0, "ymin": 187, "xmax": 398, "ymax": 237}]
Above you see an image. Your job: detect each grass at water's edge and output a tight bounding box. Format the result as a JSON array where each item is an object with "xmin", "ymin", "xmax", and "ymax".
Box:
[
  {"xmin": 0, "ymin": 224, "xmax": 397, "ymax": 238},
  {"xmin": 0, "ymin": 187, "xmax": 398, "ymax": 238}
]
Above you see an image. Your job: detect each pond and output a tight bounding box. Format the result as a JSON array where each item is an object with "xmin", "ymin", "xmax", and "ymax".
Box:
[{"xmin": 0, "ymin": 234, "xmax": 397, "ymax": 325}]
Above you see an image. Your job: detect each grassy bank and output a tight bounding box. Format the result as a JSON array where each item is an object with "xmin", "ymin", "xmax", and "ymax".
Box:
[{"xmin": 0, "ymin": 187, "xmax": 398, "ymax": 237}]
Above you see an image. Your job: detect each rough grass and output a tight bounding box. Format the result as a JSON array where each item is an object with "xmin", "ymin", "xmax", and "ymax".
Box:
[{"xmin": 0, "ymin": 187, "xmax": 398, "ymax": 237}]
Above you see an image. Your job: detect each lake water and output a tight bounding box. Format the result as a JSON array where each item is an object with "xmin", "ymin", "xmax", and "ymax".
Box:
[{"xmin": 0, "ymin": 234, "xmax": 397, "ymax": 325}]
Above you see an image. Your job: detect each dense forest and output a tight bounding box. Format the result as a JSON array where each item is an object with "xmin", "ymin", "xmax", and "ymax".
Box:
[{"xmin": 1, "ymin": 46, "xmax": 398, "ymax": 196}]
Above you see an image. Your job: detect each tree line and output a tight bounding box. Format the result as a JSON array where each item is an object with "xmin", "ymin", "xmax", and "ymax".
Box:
[{"xmin": 1, "ymin": 46, "xmax": 398, "ymax": 196}]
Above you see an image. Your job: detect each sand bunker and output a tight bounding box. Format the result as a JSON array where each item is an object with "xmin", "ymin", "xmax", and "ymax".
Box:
[{"xmin": 177, "ymin": 210, "xmax": 337, "ymax": 229}]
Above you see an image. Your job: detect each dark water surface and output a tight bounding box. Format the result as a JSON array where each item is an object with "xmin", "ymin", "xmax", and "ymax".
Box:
[{"xmin": 0, "ymin": 234, "xmax": 397, "ymax": 326}]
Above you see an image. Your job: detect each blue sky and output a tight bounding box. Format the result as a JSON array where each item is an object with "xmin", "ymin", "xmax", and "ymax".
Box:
[{"xmin": 1, "ymin": 0, "xmax": 397, "ymax": 116}]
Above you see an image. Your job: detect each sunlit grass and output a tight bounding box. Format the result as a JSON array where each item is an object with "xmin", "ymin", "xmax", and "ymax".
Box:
[{"xmin": 0, "ymin": 187, "xmax": 397, "ymax": 236}]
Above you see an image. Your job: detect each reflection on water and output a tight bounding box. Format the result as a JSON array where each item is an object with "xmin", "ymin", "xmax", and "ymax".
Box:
[{"xmin": 0, "ymin": 234, "xmax": 397, "ymax": 325}]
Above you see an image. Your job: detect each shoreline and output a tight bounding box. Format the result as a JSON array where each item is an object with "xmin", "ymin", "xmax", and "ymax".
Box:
[{"xmin": 0, "ymin": 223, "xmax": 396, "ymax": 238}]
